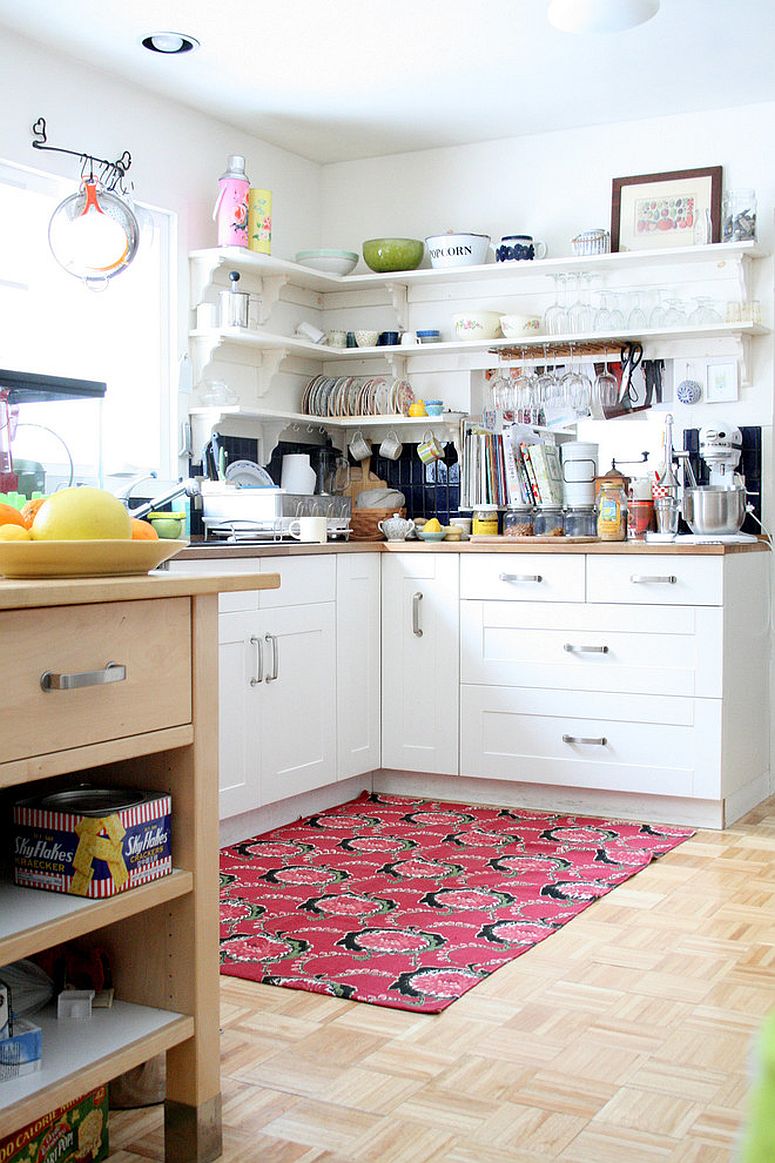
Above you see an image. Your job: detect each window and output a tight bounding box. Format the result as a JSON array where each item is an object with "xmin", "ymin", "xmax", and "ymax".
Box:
[{"xmin": 0, "ymin": 158, "xmax": 175, "ymax": 491}]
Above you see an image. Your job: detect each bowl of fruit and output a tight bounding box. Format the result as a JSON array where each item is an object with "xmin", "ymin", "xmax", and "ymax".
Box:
[{"xmin": 416, "ymin": 517, "xmax": 446, "ymax": 542}]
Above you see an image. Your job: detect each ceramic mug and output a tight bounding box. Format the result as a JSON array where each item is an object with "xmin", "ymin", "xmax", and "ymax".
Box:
[
  {"xmin": 326, "ymin": 329, "xmax": 347, "ymax": 347},
  {"xmin": 295, "ymin": 320, "xmax": 326, "ymax": 344},
  {"xmin": 417, "ymin": 430, "xmax": 444, "ymax": 464},
  {"xmin": 288, "ymin": 516, "xmax": 328, "ymax": 543},
  {"xmin": 348, "ymin": 430, "xmax": 372, "ymax": 461},
  {"xmin": 379, "ymin": 429, "xmax": 403, "ymax": 460},
  {"xmin": 496, "ymin": 235, "xmax": 548, "ymax": 262}
]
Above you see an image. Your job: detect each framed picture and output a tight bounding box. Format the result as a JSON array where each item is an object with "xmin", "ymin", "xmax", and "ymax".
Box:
[
  {"xmin": 705, "ymin": 358, "xmax": 738, "ymax": 403},
  {"xmin": 611, "ymin": 166, "xmax": 722, "ymax": 252}
]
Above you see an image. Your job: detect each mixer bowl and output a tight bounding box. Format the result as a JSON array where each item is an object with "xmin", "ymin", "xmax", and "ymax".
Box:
[{"xmin": 682, "ymin": 486, "xmax": 747, "ymax": 535}]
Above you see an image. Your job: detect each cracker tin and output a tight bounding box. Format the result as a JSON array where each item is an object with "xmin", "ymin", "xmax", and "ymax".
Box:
[
  {"xmin": 0, "ymin": 1086, "xmax": 108, "ymax": 1162},
  {"xmin": 13, "ymin": 786, "xmax": 172, "ymax": 898}
]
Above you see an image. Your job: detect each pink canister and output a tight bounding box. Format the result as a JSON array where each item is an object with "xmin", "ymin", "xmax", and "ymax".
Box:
[{"xmin": 213, "ymin": 155, "xmax": 250, "ymax": 248}]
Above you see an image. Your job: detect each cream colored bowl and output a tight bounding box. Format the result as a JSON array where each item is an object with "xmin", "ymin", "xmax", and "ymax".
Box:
[
  {"xmin": 452, "ymin": 311, "xmax": 502, "ymax": 341},
  {"xmin": 500, "ymin": 314, "xmax": 542, "ymax": 339}
]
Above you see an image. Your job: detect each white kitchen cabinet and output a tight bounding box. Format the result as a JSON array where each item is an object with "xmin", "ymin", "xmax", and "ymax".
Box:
[
  {"xmin": 219, "ymin": 601, "xmax": 337, "ymax": 815},
  {"xmin": 381, "ymin": 552, "xmax": 459, "ymax": 775},
  {"xmin": 337, "ymin": 553, "xmax": 381, "ymax": 779},
  {"xmin": 459, "ymin": 550, "xmax": 769, "ymax": 826},
  {"xmin": 168, "ymin": 555, "xmax": 338, "ymax": 817}
]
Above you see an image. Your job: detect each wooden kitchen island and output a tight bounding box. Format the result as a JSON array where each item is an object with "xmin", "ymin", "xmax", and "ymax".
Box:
[{"xmin": 0, "ymin": 570, "xmax": 279, "ymax": 1162}]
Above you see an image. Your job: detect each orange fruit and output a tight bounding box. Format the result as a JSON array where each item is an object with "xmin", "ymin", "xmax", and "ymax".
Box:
[
  {"xmin": 131, "ymin": 517, "xmax": 159, "ymax": 540},
  {"xmin": 20, "ymin": 497, "xmax": 47, "ymax": 529},
  {"xmin": 0, "ymin": 524, "xmax": 31, "ymax": 540},
  {"xmin": 0, "ymin": 503, "xmax": 26, "ymax": 528}
]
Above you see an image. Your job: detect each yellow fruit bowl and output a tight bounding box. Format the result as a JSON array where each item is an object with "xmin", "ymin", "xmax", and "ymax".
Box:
[{"xmin": 0, "ymin": 539, "xmax": 188, "ymax": 579}]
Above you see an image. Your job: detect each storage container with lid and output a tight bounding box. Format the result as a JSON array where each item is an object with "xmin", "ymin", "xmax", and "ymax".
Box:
[
  {"xmin": 564, "ymin": 506, "xmax": 597, "ymax": 538},
  {"xmin": 503, "ymin": 505, "xmax": 534, "ymax": 538},
  {"xmin": 472, "ymin": 506, "xmax": 499, "ymax": 536},
  {"xmin": 597, "ymin": 481, "xmax": 627, "ymax": 541},
  {"xmin": 533, "ymin": 505, "xmax": 564, "ymax": 537}
]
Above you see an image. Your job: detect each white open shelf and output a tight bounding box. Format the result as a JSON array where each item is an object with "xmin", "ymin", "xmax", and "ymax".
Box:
[
  {"xmin": 0, "ymin": 1002, "xmax": 192, "ymax": 1120},
  {"xmin": 0, "ymin": 871, "xmax": 194, "ymax": 963}
]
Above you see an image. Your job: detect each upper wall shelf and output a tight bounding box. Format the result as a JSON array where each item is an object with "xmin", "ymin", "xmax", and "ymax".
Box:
[{"xmin": 190, "ymin": 240, "xmax": 767, "ymax": 303}]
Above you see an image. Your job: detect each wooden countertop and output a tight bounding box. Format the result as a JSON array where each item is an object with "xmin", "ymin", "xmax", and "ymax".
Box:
[
  {"xmin": 172, "ymin": 538, "xmax": 769, "ymax": 561},
  {"xmin": 0, "ymin": 571, "xmax": 280, "ymax": 611}
]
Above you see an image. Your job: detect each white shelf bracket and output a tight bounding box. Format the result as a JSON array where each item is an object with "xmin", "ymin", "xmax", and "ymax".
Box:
[
  {"xmin": 733, "ymin": 333, "xmax": 752, "ymax": 386},
  {"xmin": 384, "ymin": 351, "xmax": 408, "ymax": 379},
  {"xmin": 255, "ymin": 348, "xmax": 287, "ymax": 399},
  {"xmin": 256, "ymin": 275, "xmax": 290, "ymax": 324},
  {"xmin": 189, "ymin": 253, "xmax": 221, "ymax": 307},
  {"xmin": 384, "ymin": 281, "xmax": 409, "ymax": 331}
]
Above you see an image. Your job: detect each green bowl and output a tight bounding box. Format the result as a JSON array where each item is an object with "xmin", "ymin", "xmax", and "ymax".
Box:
[{"xmin": 362, "ymin": 238, "xmax": 424, "ymax": 273}]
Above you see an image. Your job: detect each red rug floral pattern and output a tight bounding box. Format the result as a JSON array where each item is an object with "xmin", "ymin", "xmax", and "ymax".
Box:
[{"xmin": 219, "ymin": 792, "xmax": 693, "ymax": 1012}]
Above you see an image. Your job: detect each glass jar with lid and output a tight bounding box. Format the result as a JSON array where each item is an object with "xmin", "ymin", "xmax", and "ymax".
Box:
[
  {"xmin": 564, "ymin": 506, "xmax": 597, "ymax": 538},
  {"xmin": 472, "ymin": 506, "xmax": 499, "ymax": 536},
  {"xmin": 533, "ymin": 505, "xmax": 564, "ymax": 538},
  {"xmin": 723, "ymin": 189, "xmax": 757, "ymax": 242},
  {"xmin": 503, "ymin": 504, "xmax": 534, "ymax": 538},
  {"xmin": 597, "ymin": 481, "xmax": 627, "ymax": 541}
]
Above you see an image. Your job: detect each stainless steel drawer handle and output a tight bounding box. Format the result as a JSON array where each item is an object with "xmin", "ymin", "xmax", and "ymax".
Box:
[
  {"xmin": 562, "ymin": 734, "xmax": 608, "ymax": 746},
  {"xmin": 40, "ymin": 660, "xmax": 126, "ymax": 692},
  {"xmin": 563, "ymin": 644, "xmax": 609, "ymax": 654},
  {"xmin": 629, "ymin": 574, "xmax": 677, "ymax": 584},
  {"xmin": 249, "ymin": 635, "xmax": 264, "ymax": 686},
  {"xmin": 412, "ymin": 591, "xmax": 423, "ymax": 637},
  {"xmin": 499, "ymin": 572, "xmax": 543, "ymax": 583},
  {"xmin": 264, "ymin": 633, "xmax": 279, "ymax": 682}
]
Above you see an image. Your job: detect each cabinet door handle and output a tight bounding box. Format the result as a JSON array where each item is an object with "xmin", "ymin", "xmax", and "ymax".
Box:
[
  {"xmin": 249, "ymin": 635, "xmax": 264, "ymax": 686},
  {"xmin": 264, "ymin": 633, "xmax": 279, "ymax": 682},
  {"xmin": 562, "ymin": 734, "xmax": 608, "ymax": 746},
  {"xmin": 40, "ymin": 661, "xmax": 126, "ymax": 692},
  {"xmin": 629, "ymin": 574, "xmax": 677, "ymax": 584},
  {"xmin": 563, "ymin": 643, "xmax": 609, "ymax": 654},
  {"xmin": 499, "ymin": 572, "xmax": 543, "ymax": 583},
  {"xmin": 412, "ymin": 591, "xmax": 423, "ymax": 637}
]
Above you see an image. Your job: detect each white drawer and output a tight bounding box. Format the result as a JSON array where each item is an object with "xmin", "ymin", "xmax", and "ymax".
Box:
[
  {"xmin": 460, "ymin": 685, "xmax": 721, "ymax": 799},
  {"xmin": 587, "ymin": 555, "xmax": 723, "ymax": 606},
  {"xmin": 461, "ymin": 554, "xmax": 585, "ymax": 603},
  {"xmin": 460, "ymin": 601, "xmax": 723, "ymax": 697}
]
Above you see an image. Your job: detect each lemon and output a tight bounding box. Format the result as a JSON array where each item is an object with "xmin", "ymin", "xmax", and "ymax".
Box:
[
  {"xmin": 0, "ymin": 524, "xmax": 32, "ymax": 541},
  {"xmin": 30, "ymin": 487, "xmax": 131, "ymax": 541},
  {"xmin": 424, "ymin": 517, "xmax": 442, "ymax": 532}
]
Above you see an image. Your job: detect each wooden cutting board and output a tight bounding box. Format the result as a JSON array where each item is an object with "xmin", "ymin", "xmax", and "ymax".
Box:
[{"xmin": 344, "ymin": 460, "xmax": 387, "ymax": 498}]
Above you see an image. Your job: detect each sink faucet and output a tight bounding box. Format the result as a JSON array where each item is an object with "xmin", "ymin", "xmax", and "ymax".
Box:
[{"xmin": 126, "ymin": 478, "xmax": 202, "ymax": 520}]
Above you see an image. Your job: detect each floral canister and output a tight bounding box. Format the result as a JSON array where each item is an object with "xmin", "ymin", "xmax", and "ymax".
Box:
[{"xmin": 248, "ymin": 188, "xmax": 272, "ymax": 254}]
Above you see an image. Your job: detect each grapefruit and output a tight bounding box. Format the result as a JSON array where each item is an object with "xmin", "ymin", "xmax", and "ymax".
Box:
[
  {"xmin": 30, "ymin": 487, "xmax": 131, "ymax": 541},
  {"xmin": 0, "ymin": 503, "xmax": 26, "ymax": 528}
]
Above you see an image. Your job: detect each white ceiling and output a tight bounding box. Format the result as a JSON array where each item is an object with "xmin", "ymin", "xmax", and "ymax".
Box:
[{"xmin": 3, "ymin": 0, "xmax": 775, "ymax": 164}]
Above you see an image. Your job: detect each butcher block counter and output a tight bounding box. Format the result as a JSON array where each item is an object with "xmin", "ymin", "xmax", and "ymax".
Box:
[
  {"xmin": 169, "ymin": 538, "xmax": 769, "ymax": 563},
  {"xmin": 0, "ymin": 569, "xmax": 278, "ymax": 1161}
]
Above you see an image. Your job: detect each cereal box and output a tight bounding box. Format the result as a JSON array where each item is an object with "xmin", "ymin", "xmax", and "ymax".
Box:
[
  {"xmin": 0, "ymin": 1020, "xmax": 42, "ymax": 1082},
  {"xmin": 0, "ymin": 1085, "xmax": 108, "ymax": 1162},
  {"xmin": 13, "ymin": 787, "xmax": 172, "ymax": 899}
]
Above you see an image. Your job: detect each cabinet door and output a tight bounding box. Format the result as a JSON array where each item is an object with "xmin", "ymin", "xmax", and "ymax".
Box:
[
  {"xmin": 381, "ymin": 553, "xmax": 459, "ymax": 775},
  {"xmin": 337, "ymin": 553, "xmax": 381, "ymax": 779},
  {"xmin": 259, "ymin": 603, "xmax": 337, "ymax": 804},
  {"xmin": 218, "ymin": 611, "xmax": 263, "ymax": 819}
]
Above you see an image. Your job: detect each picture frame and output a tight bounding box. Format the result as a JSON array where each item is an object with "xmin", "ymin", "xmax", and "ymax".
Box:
[
  {"xmin": 705, "ymin": 358, "xmax": 738, "ymax": 403},
  {"xmin": 611, "ymin": 166, "xmax": 722, "ymax": 252}
]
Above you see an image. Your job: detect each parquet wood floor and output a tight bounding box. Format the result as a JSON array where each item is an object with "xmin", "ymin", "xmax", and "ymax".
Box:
[{"xmin": 110, "ymin": 797, "xmax": 775, "ymax": 1161}]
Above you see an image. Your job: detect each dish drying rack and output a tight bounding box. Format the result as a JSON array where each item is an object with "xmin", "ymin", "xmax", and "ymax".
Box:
[{"xmin": 203, "ymin": 516, "xmax": 351, "ymax": 543}]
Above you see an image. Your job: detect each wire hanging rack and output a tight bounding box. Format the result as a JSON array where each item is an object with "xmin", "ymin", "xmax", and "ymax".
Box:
[{"xmin": 31, "ymin": 117, "xmax": 133, "ymax": 195}]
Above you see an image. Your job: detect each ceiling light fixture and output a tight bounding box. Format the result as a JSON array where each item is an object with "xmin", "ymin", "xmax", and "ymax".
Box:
[
  {"xmin": 547, "ymin": 0, "xmax": 659, "ymax": 33},
  {"xmin": 141, "ymin": 32, "xmax": 200, "ymax": 54}
]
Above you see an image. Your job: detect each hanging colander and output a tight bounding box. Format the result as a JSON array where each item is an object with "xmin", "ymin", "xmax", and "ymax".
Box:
[{"xmin": 48, "ymin": 177, "xmax": 140, "ymax": 285}]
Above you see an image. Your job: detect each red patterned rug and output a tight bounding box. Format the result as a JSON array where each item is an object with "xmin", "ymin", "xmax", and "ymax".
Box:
[{"xmin": 219, "ymin": 792, "xmax": 693, "ymax": 1012}]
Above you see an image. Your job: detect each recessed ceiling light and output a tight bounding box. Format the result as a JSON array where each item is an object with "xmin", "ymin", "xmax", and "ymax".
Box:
[
  {"xmin": 548, "ymin": 0, "xmax": 659, "ymax": 33},
  {"xmin": 141, "ymin": 32, "xmax": 200, "ymax": 54}
]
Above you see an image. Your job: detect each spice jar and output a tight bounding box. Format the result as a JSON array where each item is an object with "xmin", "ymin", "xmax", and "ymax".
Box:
[
  {"xmin": 564, "ymin": 506, "xmax": 597, "ymax": 538},
  {"xmin": 503, "ymin": 505, "xmax": 534, "ymax": 538},
  {"xmin": 472, "ymin": 506, "xmax": 499, "ymax": 536},
  {"xmin": 597, "ymin": 481, "xmax": 627, "ymax": 541},
  {"xmin": 534, "ymin": 505, "xmax": 564, "ymax": 537}
]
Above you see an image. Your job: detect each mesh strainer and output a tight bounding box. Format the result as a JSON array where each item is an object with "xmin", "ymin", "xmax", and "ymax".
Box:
[{"xmin": 48, "ymin": 178, "xmax": 140, "ymax": 286}]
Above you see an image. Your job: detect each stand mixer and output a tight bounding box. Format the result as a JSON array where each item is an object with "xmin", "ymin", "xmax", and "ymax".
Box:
[{"xmin": 680, "ymin": 421, "xmax": 754, "ymax": 541}]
